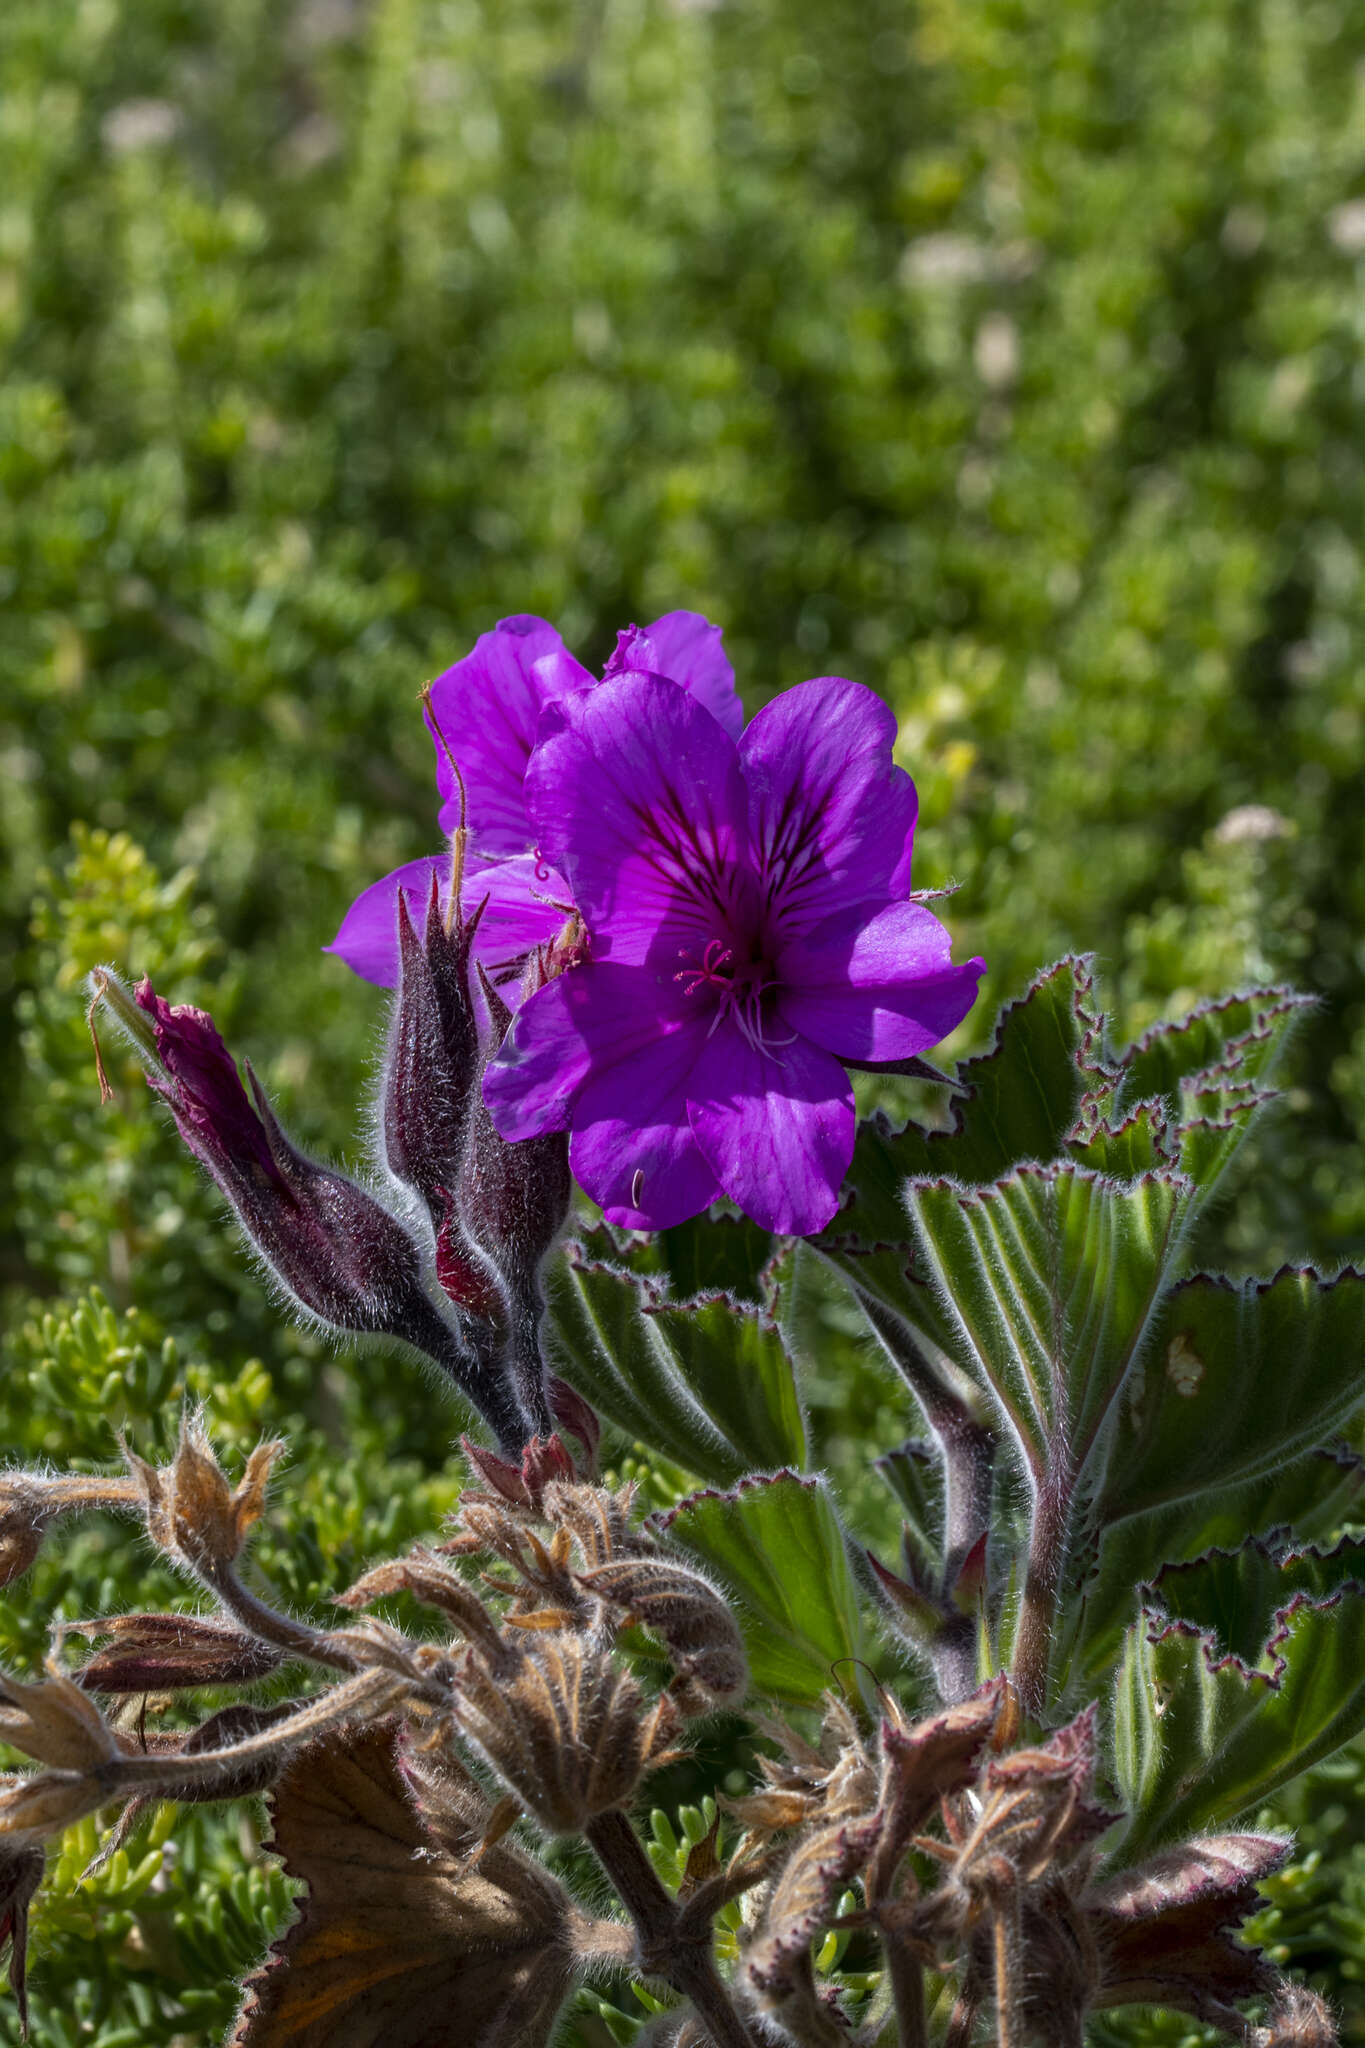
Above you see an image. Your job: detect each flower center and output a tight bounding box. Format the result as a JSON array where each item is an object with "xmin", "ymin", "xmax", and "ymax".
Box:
[{"xmin": 674, "ymin": 935, "xmax": 796, "ymax": 1059}]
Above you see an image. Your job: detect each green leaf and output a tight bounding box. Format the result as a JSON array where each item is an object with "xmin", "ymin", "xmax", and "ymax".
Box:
[
  {"xmin": 1098, "ymin": 1266, "xmax": 1365, "ymax": 1525},
  {"xmin": 1115, "ymin": 986, "xmax": 1313, "ymax": 1119},
  {"xmin": 1066, "ymin": 1099, "xmax": 1173, "ymax": 1179},
  {"xmin": 571, "ymin": 1215, "xmax": 776, "ymax": 1308},
  {"xmin": 1171, "ymin": 1081, "xmax": 1276, "ymax": 1200},
  {"xmin": 1115, "ymin": 1542, "xmax": 1365, "ymax": 1854},
  {"xmin": 651, "ymin": 1473, "xmax": 871, "ymax": 1704},
  {"xmin": 1065, "ymin": 1446, "xmax": 1365, "ymax": 1685},
  {"xmin": 811, "ymin": 957, "xmax": 1108, "ymax": 1345},
  {"xmin": 653, "ymin": 1213, "xmax": 777, "ymax": 1308},
  {"xmin": 907, "ymin": 1163, "xmax": 1188, "ymax": 1479},
  {"xmin": 544, "ymin": 1249, "xmax": 806, "ymax": 1486},
  {"xmin": 1147, "ymin": 1535, "xmax": 1365, "ymax": 1668},
  {"xmin": 1076, "ymin": 988, "xmax": 1312, "ymax": 1213}
]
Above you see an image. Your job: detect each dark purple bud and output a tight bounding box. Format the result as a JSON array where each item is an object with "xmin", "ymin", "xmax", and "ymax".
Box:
[
  {"xmin": 453, "ymin": 969, "xmax": 572, "ymax": 1434},
  {"xmin": 381, "ymin": 876, "xmax": 481, "ymax": 1229},
  {"xmin": 460, "ymin": 1430, "xmax": 578, "ymax": 1510},
  {"xmin": 102, "ymin": 974, "xmax": 529, "ymax": 1451},
  {"xmin": 548, "ymin": 1377, "xmax": 601, "ymax": 1471},
  {"xmin": 69, "ymin": 1613, "xmax": 283, "ymax": 1694}
]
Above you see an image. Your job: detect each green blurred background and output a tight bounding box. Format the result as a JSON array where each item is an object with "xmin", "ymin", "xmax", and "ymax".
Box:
[{"xmin": 6, "ymin": 0, "xmax": 1365, "ymax": 2040}]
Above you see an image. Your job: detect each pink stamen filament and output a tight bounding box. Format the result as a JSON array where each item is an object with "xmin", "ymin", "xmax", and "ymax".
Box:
[{"xmin": 674, "ymin": 938, "xmax": 797, "ymax": 1059}]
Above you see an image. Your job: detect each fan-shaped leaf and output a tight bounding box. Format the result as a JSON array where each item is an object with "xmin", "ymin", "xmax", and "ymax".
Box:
[
  {"xmin": 544, "ymin": 1251, "xmax": 806, "ymax": 1485},
  {"xmin": 233, "ymin": 1723, "xmax": 577, "ymax": 2048},
  {"xmin": 1099, "ymin": 1266, "xmax": 1365, "ymax": 1525},
  {"xmin": 650, "ymin": 1473, "xmax": 871, "ymax": 1705},
  {"xmin": 907, "ymin": 1163, "xmax": 1188, "ymax": 1479},
  {"xmin": 1115, "ymin": 1544, "xmax": 1365, "ymax": 1855}
]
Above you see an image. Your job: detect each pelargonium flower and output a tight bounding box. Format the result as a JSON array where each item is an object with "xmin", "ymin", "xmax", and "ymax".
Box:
[
  {"xmin": 327, "ymin": 611, "xmax": 739, "ymax": 992},
  {"xmin": 481, "ymin": 672, "xmax": 985, "ymax": 1236}
]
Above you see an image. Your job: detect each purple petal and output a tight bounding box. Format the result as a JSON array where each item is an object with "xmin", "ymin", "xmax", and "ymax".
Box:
[
  {"xmin": 524, "ymin": 673, "xmax": 754, "ymax": 967},
  {"xmin": 326, "ymin": 854, "xmax": 567, "ymax": 995},
  {"xmin": 326, "ymin": 856, "xmax": 448, "ymax": 988},
  {"xmin": 777, "ymin": 901, "xmax": 986, "ymax": 1060},
  {"xmin": 482, "ymin": 959, "xmax": 707, "ymax": 1143},
  {"xmin": 569, "ymin": 1015, "xmax": 722, "ymax": 1228},
  {"xmin": 687, "ymin": 1026, "xmax": 855, "ymax": 1236},
  {"xmin": 604, "ymin": 612, "xmax": 743, "ymax": 740},
  {"xmin": 426, "ymin": 616, "xmax": 594, "ymax": 857},
  {"xmin": 739, "ymin": 677, "xmax": 918, "ymax": 946}
]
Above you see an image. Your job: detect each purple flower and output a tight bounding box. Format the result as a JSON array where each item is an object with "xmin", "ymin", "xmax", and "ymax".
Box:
[
  {"xmin": 327, "ymin": 610, "xmax": 740, "ymax": 991},
  {"xmin": 481, "ymin": 672, "xmax": 985, "ymax": 1236}
]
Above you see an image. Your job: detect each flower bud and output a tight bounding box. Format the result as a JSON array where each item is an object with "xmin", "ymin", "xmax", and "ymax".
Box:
[
  {"xmin": 91, "ymin": 970, "xmax": 531, "ymax": 1449},
  {"xmin": 460, "ymin": 1432, "xmax": 578, "ymax": 1512},
  {"xmin": 381, "ymin": 879, "xmax": 481, "ymax": 1268},
  {"xmin": 574, "ymin": 1555, "xmax": 747, "ymax": 1714},
  {"xmin": 453, "ymin": 971, "xmax": 571, "ymax": 1433},
  {"xmin": 372, "ymin": 886, "xmax": 573, "ymax": 1443}
]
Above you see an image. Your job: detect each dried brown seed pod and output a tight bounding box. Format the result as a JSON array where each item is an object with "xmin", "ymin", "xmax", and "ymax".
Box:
[
  {"xmin": 574, "ymin": 1554, "xmax": 747, "ymax": 1712},
  {"xmin": 125, "ymin": 1413, "xmax": 282, "ymax": 1578},
  {"xmin": 335, "ymin": 1548, "xmax": 506, "ymax": 1655},
  {"xmin": 0, "ymin": 1663, "xmax": 119, "ymax": 1772},
  {"xmin": 455, "ymin": 1631, "xmax": 681, "ymax": 1835}
]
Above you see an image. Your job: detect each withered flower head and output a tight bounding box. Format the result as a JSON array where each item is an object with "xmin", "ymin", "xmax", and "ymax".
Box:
[
  {"xmin": 0, "ymin": 1770, "xmax": 109, "ymax": 1847},
  {"xmin": 455, "ymin": 1631, "xmax": 680, "ymax": 1835},
  {"xmin": 574, "ymin": 1553, "xmax": 747, "ymax": 1714},
  {"xmin": 1255, "ymin": 1983, "xmax": 1340, "ymax": 2048},
  {"xmin": 125, "ymin": 1413, "xmax": 281, "ymax": 1579},
  {"xmin": 0, "ymin": 1662, "xmax": 120, "ymax": 1772},
  {"xmin": 541, "ymin": 1479, "xmax": 637, "ymax": 1568}
]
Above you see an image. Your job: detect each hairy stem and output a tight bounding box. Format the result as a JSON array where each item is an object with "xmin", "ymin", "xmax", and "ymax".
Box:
[
  {"xmin": 109, "ymin": 1667, "xmax": 407, "ymax": 1791},
  {"xmin": 1012, "ymin": 1468, "xmax": 1071, "ymax": 1718},
  {"xmin": 993, "ymin": 1900, "xmax": 1022, "ymax": 2048},
  {"xmin": 860, "ymin": 1296, "xmax": 997, "ymax": 1704},
  {"xmin": 944, "ymin": 1990, "xmax": 979, "ymax": 2048},
  {"xmin": 858, "ymin": 1295, "xmax": 991, "ymax": 1445},
  {"xmin": 206, "ymin": 1562, "xmax": 361, "ymax": 1676},
  {"xmin": 584, "ymin": 1808, "xmax": 756, "ymax": 2048},
  {"xmin": 886, "ymin": 1943, "xmax": 929, "ymax": 2048},
  {"xmin": 938, "ymin": 1410, "xmax": 995, "ymax": 1591}
]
